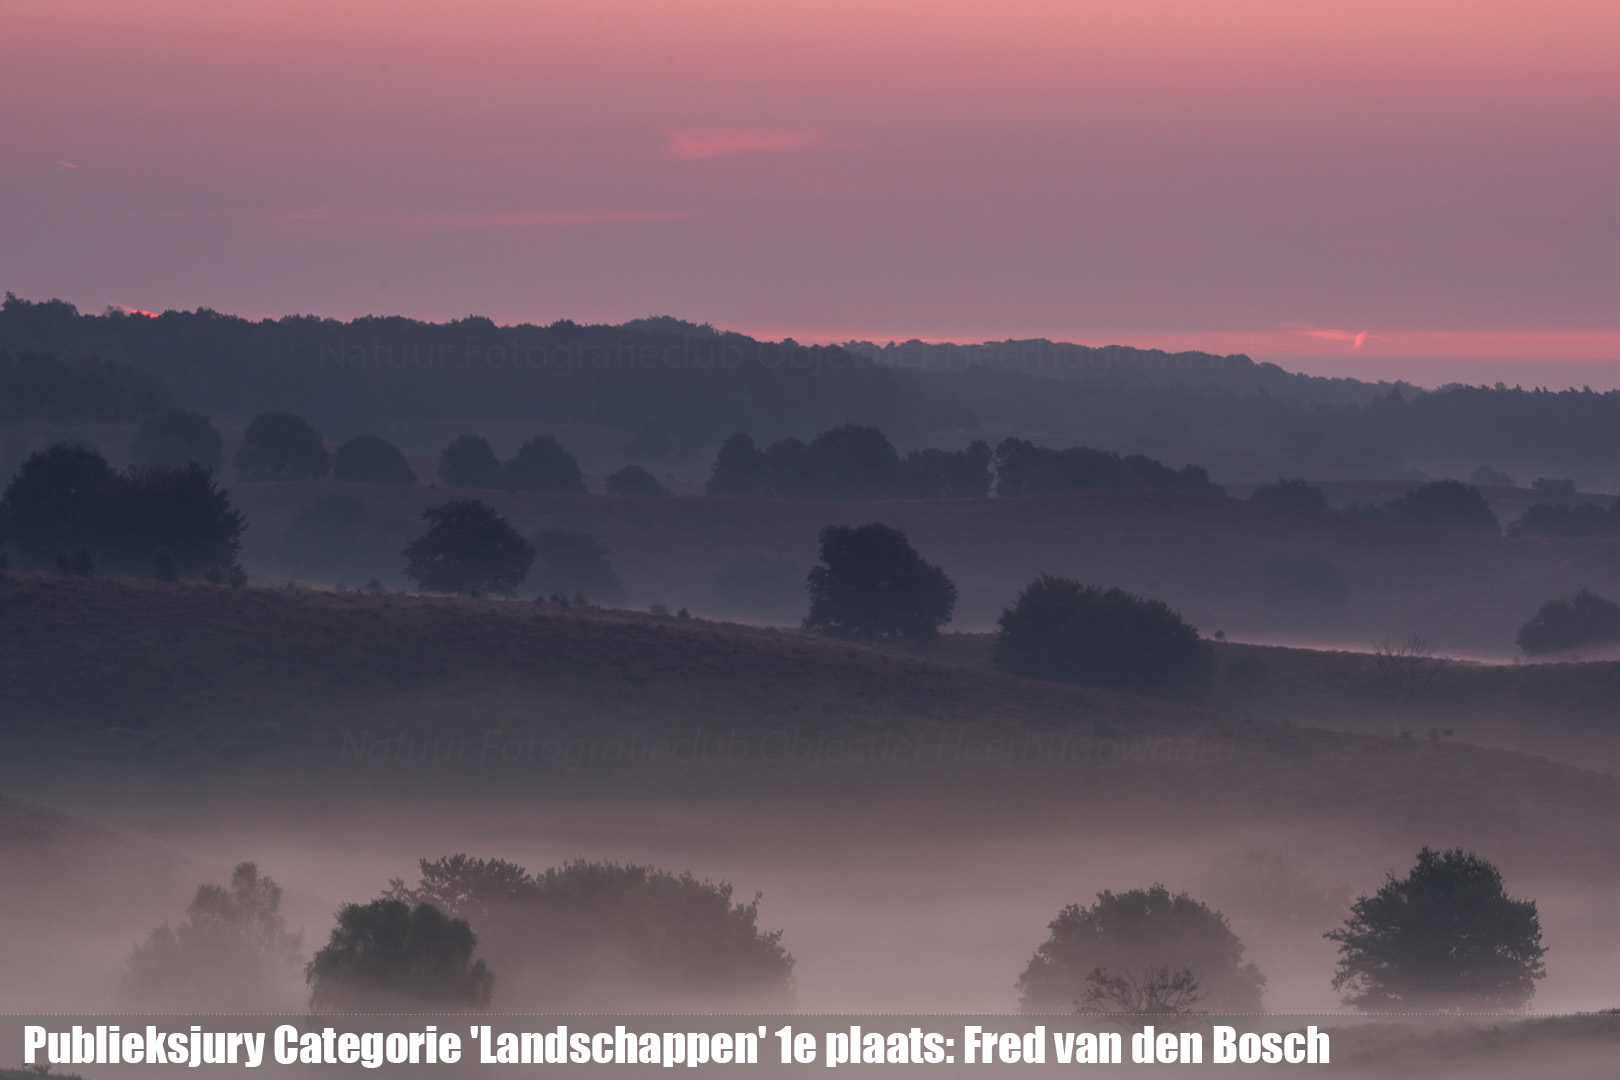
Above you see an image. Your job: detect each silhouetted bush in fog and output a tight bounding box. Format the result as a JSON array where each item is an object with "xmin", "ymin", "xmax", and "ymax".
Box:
[
  {"xmin": 993, "ymin": 573, "xmax": 1210, "ymax": 697},
  {"xmin": 384, "ymin": 855, "xmax": 794, "ymax": 1010},
  {"xmin": 307, "ymin": 899, "xmax": 493, "ymax": 1011},
  {"xmin": 121, "ymin": 862, "xmax": 303, "ymax": 1011},
  {"xmin": 1017, "ymin": 884, "xmax": 1264, "ymax": 1014},
  {"xmin": 1515, "ymin": 589, "xmax": 1620, "ymax": 656}
]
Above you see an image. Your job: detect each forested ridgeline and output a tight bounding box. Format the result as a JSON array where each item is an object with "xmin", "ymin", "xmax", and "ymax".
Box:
[{"xmin": 7, "ymin": 295, "xmax": 1620, "ymax": 479}]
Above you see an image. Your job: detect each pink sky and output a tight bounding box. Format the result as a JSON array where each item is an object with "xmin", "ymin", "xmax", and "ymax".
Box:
[{"xmin": 4, "ymin": 0, "xmax": 1619, "ymax": 385}]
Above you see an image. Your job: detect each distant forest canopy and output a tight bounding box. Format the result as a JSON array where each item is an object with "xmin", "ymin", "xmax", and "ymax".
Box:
[
  {"xmin": 840, "ymin": 338, "xmax": 1411, "ymax": 407},
  {"xmin": 6, "ymin": 294, "xmax": 1620, "ymax": 479}
]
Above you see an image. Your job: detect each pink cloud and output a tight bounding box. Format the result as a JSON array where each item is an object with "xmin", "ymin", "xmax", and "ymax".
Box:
[
  {"xmin": 665, "ymin": 127, "xmax": 819, "ymax": 160},
  {"xmin": 275, "ymin": 208, "xmax": 695, "ymax": 227}
]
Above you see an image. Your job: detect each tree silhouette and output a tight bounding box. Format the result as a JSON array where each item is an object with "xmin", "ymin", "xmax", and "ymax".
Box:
[
  {"xmin": 1018, "ymin": 885, "xmax": 1264, "ymax": 1014},
  {"xmin": 384, "ymin": 856, "xmax": 794, "ymax": 1010},
  {"xmin": 331, "ymin": 434, "xmax": 417, "ymax": 484},
  {"xmin": 306, "ymin": 899, "xmax": 493, "ymax": 1011},
  {"xmin": 438, "ymin": 434, "xmax": 503, "ymax": 489},
  {"xmin": 1516, "ymin": 590, "xmax": 1620, "ymax": 656},
  {"xmin": 803, "ymin": 522, "xmax": 956, "ymax": 641},
  {"xmin": 122, "ymin": 862, "xmax": 303, "ymax": 1010},
  {"xmin": 1327, "ymin": 847, "xmax": 1545, "ymax": 1011},
  {"xmin": 0, "ymin": 443, "xmax": 118, "ymax": 565},
  {"xmin": 604, "ymin": 464, "xmax": 669, "ymax": 496},
  {"xmin": 706, "ymin": 432, "xmax": 768, "ymax": 496},
  {"xmin": 528, "ymin": 528, "xmax": 623, "ymax": 603},
  {"xmin": 1384, "ymin": 480, "xmax": 1499, "ymax": 534},
  {"xmin": 234, "ymin": 412, "xmax": 329, "ymax": 482},
  {"xmin": 993, "ymin": 573, "xmax": 1210, "ymax": 696},
  {"xmin": 403, "ymin": 500, "xmax": 532, "ymax": 596},
  {"xmin": 129, "ymin": 409, "xmax": 223, "ymax": 473},
  {"xmin": 503, "ymin": 435, "xmax": 586, "ymax": 493}
]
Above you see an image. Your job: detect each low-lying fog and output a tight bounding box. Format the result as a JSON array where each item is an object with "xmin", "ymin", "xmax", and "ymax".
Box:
[{"xmin": 7, "ymin": 796, "xmax": 1620, "ymax": 1017}]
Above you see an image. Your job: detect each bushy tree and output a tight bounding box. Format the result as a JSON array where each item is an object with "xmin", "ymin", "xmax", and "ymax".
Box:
[
  {"xmin": 528, "ymin": 528, "xmax": 623, "ymax": 603},
  {"xmin": 234, "ymin": 411, "xmax": 329, "ymax": 481},
  {"xmin": 306, "ymin": 899, "xmax": 493, "ymax": 1012},
  {"xmin": 706, "ymin": 432, "xmax": 768, "ymax": 496},
  {"xmin": 709, "ymin": 553, "xmax": 807, "ymax": 621},
  {"xmin": 1509, "ymin": 501, "xmax": 1619, "ymax": 539},
  {"xmin": 121, "ymin": 863, "xmax": 303, "ymax": 1011},
  {"xmin": 384, "ymin": 856, "xmax": 793, "ymax": 1010},
  {"xmin": 993, "ymin": 574, "xmax": 1210, "ymax": 696},
  {"xmin": 994, "ymin": 438, "xmax": 1224, "ymax": 497},
  {"xmin": 899, "ymin": 441, "xmax": 993, "ymax": 499},
  {"xmin": 1250, "ymin": 477, "xmax": 1329, "ymax": 513},
  {"xmin": 331, "ymin": 434, "xmax": 417, "ymax": 484},
  {"xmin": 604, "ymin": 464, "xmax": 669, "ymax": 496},
  {"xmin": 1384, "ymin": 480, "xmax": 1499, "ymax": 534},
  {"xmin": 504, "ymin": 435, "xmax": 586, "ymax": 493},
  {"xmin": 403, "ymin": 500, "xmax": 532, "ymax": 596},
  {"xmin": 803, "ymin": 522, "xmax": 956, "ymax": 641},
  {"xmin": 128, "ymin": 409, "xmax": 223, "ymax": 473},
  {"xmin": 107, "ymin": 463, "xmax": 247, "ymax": 578},
  {"xmin": 0, "ymin": 445, "xmax": 243, "ymax": 577},
  {"xmin": 1018, "ymin": 885, "xmax": 1264, "ymax": 1014},
  {"xmin": 803, "ymin": 424, "xmax": 900, "ymax": 499},
  {"xmin": 0, "ymin": 443, "xmax": 118, "ymax": 565},
  {"xmin": 438, "ymin": 434, "xmax": 503, "ymax": 489},
  {"xmin": 1515, "ymin": 589, "xmax": 1620, "ymax": 655},
  {"xmin": 1326, "ymin": 847, "xmax": 1545, "ymax": 1011}
]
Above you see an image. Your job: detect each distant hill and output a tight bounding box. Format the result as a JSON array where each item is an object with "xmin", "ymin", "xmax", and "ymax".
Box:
[
  {"xmin": 7, "ymin": 293, "xmax": 1620, "ymax": 482},
  {"xmin": 842, "ymin": 337, "xmax": 1407, "ymax": 406}
]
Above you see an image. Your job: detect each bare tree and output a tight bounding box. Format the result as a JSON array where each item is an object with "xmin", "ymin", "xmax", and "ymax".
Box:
[
  {"xmin": 1371, "ymin": 635, "xmax": 1446, "ymax": 732},
  {"xmin": 1078, "ymin": 965, "xmax": 1205, "ymax": 1016}
]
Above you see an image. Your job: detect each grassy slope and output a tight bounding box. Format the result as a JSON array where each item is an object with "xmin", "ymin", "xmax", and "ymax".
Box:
[
  {"xmin": 5, "ymin": 574, "xmax": 1620, "ymax": 880},
  {"xmin": 228, "ymin": 482, "xmax": 1620, "ymax": 657}
]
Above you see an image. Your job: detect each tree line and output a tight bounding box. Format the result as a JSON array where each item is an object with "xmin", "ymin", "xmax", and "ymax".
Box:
[
  {"xmin": 12, "ymin": 293, "xmax": 1620, "ymax": 481},
  {"xmin": 119, "ymin": 847, "xmax": 1545, "ymax": 1015}
]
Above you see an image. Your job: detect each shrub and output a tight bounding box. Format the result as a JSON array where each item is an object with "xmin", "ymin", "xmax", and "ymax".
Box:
[
  {"xmin": 1327, "ymin": 847, "xmax": 1545, "ymax": 1011},
  {"xmin": 504, "ymin": 435, "xmax": 586, "ymax": 493},
  {"xmin": 1509, "ymin": 501, "xmax": 1618, "ymax": 539},
  {"xmin": 384, "ymin": 856, "xmax": 794, "ymax": 1010},
  {"xmin": 1515, "ymin": 590, "xmax": 1620, "ymax": 655},
  {"xmin": 803, "ymin": 522, "xmax": 956, "ymax": 641},
  {"xmin": 1250, "ymin": 477, "xmax": 1329, "ymax": 513},
  {"xmin": 706, "ymin": 433, "xmax": 768, "ymax": 496},
  {"xmin": 128, "ymin": 409, "xmax": 223, "ymax": 473},
  {"xmin": 306, "ymin": 899, "xmax": 493, "ymax": 1012},
  {"xmin": 0, "ymin": 443, "xmax": 118, "ymax": 566},
  {"xmin": 234, "ymin": 412, "xmax": 329, "ymax": 481},
  {"xmin": 1017, "ymin": 885, "xmax": 1264, "ymax": 1014},
  {"xmin": 529, "ymin": 528, "xmax": 624, "ymax": 603},
  {"xmin": 121, "ymin": 863, "xmax": 303, "ymax": 1011},
  {"xmin": 0, "ymin": 445, "xmax": 244, "ymax": 578},
  {"xmin": 331, "ymin": 434, "xmax": 417, "ymax": 484},
  {"xmin": 994, "ymin": 438, "xmax": 1224, "ymax": 497},
  {"xmin": 403, "ymin": 500, "xmax": 533, "ymax": 596},
  {"xmin": 438, "ymin": 434, "xmax": 503, "ymax": 489},
  {"xmin": 1384, "ymin": 480, "xmax": 1499, "ymax": 534},
  {"xmin": 604, "ymin": 464, "xmax": 669, "ymax": 496},
  {"xmin": 993, "ymin": 573, "xmax": 1210, "ymax": 696}
]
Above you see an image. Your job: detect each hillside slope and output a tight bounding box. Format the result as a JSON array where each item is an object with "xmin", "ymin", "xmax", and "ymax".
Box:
[{"xmin": 4, "ymin": 574, "xmax": 1620, "ymax": 881}]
